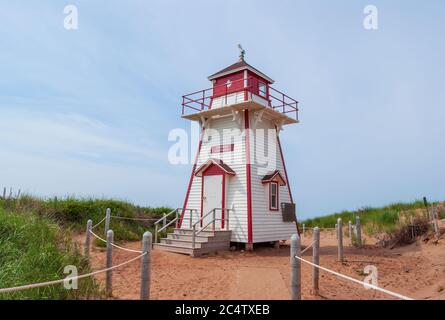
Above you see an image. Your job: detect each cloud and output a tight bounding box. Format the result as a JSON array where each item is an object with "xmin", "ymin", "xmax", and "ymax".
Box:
[{"xmin": 0, "ymin": 108, "xmax": 164, "ymax": 165}]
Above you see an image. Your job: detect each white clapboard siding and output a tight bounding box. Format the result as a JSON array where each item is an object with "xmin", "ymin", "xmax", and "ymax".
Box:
[
  {"xmin": 212, "ymin": 92, "xmax": 245, "ymax": 109},
  {"xmin": 181, "ymin": 115, "xmax": 248, "ymax": 243},
  {"xmin": 249, "ymin": 116, "xmax": 296, "ymax": 243}
]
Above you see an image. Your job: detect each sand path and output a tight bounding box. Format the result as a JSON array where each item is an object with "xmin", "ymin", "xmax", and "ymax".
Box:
[{"xmin": 82, "ymin": 223, "xmax": 445, "ymax": 300}]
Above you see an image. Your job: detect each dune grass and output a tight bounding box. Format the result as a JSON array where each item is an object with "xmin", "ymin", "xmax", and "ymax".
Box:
[
  {"xmin": 301, "ymin": 200, "xmax": 444, "ymax": 235},
  {"xmin": 0, "ymin": 196, "xmax": 174, "ymax": 299},
  {"xmin": 0, "ymin": 195, "xmax": 173, "ymax": 242},
  {"xmin": 0, "ymin": 208, "xmax": 99, "ymax": 299}
]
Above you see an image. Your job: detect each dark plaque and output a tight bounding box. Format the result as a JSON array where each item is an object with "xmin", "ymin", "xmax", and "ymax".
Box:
[{"xmin": 281, "ymin": 202, "xmax": 296, "ymax": 222}]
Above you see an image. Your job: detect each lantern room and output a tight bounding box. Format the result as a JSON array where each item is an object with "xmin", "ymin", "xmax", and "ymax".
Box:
[{"xmin": 181, "ymin": 50, "xmax": 299, "ymax": 127}]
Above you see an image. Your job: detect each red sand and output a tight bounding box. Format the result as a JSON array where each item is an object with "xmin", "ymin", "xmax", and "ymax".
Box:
[{"xmin": 83, "ymin": 222, "xmax": 445, "ymax": 300}]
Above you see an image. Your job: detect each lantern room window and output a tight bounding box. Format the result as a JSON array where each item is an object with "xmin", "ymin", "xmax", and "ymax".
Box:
[{"xmin": 259, "ymin": 81, "xmax": 267, "ymax": 98}]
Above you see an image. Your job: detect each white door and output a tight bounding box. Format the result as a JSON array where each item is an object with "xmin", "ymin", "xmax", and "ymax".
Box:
[{"xmin": 202, "ymin": 175, "xmax": 223, "ymax": 228}]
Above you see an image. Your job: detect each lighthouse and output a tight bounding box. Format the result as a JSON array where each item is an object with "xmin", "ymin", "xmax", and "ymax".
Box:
[{"xmin": 155, "ymin": 48, "xmax": 300, "ymax": 255}]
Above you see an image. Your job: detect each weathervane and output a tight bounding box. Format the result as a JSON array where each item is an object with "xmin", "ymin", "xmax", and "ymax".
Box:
[{"xmin": 238, "ymin": 44, "xmax": 245, "ymax": 61}]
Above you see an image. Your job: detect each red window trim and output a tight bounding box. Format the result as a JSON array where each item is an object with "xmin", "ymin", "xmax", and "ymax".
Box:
[
  {"xmin": 269, "ymin": 181, "xmax": 279, "ymax": 211},
  {"xmin": 210, "ymin": 144, "xmax": 234, "ymax": 154}
]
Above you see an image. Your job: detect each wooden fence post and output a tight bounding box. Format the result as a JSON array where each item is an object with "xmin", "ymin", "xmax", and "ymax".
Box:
[
  {"xmin": 348, "ymin": 221, "xmax": 353, "ymax": 245},
  {"xmin": 106, "ymin": 229, "xmax": 114, "ymax": 296},
  {"xmin": 104, "ymin": 208, "xmax": 111, "ymax": 237},
  {"xmin": 337, "ymin": 218, "xmax": 344, "ymax": 262},
  {"xmin": 302, "ymin": 224, "xmax": 305, "ymax": 237},
  {"xmin": 312, "ymin": 227, "xmax": 320, "ymax": 295},
  {"xmin": 84, "ymin": 219, "xmax": 92, "ymax": 257},
  {"xmin": 335, "ymin": 223, "xmax": 338, "ymax": 239},
  {"xmin": 356, "ymin": 216, "xmax": 362, "ymax": 247},
  {"xmin": 140, "ymin": 231, "xmax": 152, "ymax": 300},
  {"xmin": 290, "ymin": 234, "xmax": 301, "ymax": 300}
]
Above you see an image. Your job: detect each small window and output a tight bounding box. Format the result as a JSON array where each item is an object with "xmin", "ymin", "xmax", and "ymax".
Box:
[
  {"xmin": 270, "ymin": 182, "xmax": 279, "ymax": 211},
  {"xmin": 259, "ymin": 82, "xmax": 267, "ymax": 98}
]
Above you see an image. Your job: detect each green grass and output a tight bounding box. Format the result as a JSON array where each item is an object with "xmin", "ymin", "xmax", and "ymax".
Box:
[
  {"xmin": 0, "ymin": 208, "xmax": 99, "ymax": 299},
  {"xmin": 301, "ymin": 200, "xmax": 443, "ymax": 235},
  {"xmin": 0, "ymin": 195, "xmax": 173, "ymax": 242},
  {"xmin": 0, "ymin": 196, "xmax": 174, "ymax": 299}
]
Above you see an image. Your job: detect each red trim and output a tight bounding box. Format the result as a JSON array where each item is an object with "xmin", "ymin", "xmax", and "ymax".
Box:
[
  {"xmin": 200, "ymin": 166, "xmax": 226, "ymax": 229},
  {"xmin": 200, "ymin": 176, "xmax": 204, "ymax": 228},
  {"xmin": 222, "ymin": 174, "xmax": 226, "ymax": 229},
  {"xmin": 261, "ymin": 170, "xmax": 287, "ymax": 186},
  {"xmin": 195, "ymin": 158, "xmax": 236, "ymax": 177},
  {"xmin": 276, "ymin": 127, "xmax": 300, "ymax": 234},
  {"xmin": 269, "ymin": 182, "xmax": 279, "ymax": 211},
  {"xmin": 178, "ymin": 127, "xmax": 205, "ymax": 228},
  {"xmin": 210, "ymin": 144, "xmax": 234, "ymax": 154},
  {"xmin": 276, "ymin": 128, "xmax": 293, "ymax": 203},
  {"xmin": 244, "ymin": 110, "xmax": 253, "ymax": 243}
]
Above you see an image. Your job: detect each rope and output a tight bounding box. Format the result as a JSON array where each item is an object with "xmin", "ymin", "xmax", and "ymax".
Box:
[
  {"xmin": 110, "ymin": 215, "xmax": 157, "ymax": 222},
  {"xmin": 89, "ymin": 230, "xmax": 143, "ymax": 254},
  {"xmin": 294, "ymin": 255, "xmax": 414, "ymax": 300},
  {"xmin": 0, "ymin": 252, "xmax": 146, "ymax": 294},
  {"xmin": 92, "ymin": 217, "xmax": 106, "ymax": 230},
  {"xmin": 300, "ymin": 241, "xmax": 316, "ymax": 254}
]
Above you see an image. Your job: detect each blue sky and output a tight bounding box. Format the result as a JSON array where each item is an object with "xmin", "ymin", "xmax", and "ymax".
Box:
[{"xmin": 0, "ymin": 1, "xmax": 444, "ymax": 219}]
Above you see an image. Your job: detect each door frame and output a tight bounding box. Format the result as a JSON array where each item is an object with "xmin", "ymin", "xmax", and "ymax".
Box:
[{"xmin": 201, "ymin": 165, "xmax": 226, "ymax": 229}]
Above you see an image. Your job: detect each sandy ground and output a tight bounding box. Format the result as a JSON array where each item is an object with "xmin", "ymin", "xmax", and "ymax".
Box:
[{"xmin": 82, "ymin": 222, "xmax": 445, "ymax": 300}]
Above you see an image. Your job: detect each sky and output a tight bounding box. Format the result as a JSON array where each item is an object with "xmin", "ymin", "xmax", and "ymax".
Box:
[{"xmin": 0, "ymin": 0, "xmax": 444, "ymax": 219}]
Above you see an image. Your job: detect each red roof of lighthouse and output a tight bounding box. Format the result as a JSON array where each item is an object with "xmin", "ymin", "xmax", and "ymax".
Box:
[{"xmin": 208, "ymin": 58, "xmax": 275, "ymax": 84}]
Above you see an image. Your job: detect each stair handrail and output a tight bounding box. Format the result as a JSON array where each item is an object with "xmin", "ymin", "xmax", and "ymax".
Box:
[
  {"xmin": 191, "ymin": 208, "xmax": 232, "ymax": 249},
  {"xmin": 154, "ymin": 208, "xmax": 198, "ymax": 244}
]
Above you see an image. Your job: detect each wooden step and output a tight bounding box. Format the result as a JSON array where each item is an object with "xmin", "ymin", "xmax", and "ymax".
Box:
[
  {"xmin": 174, "ymin": 228, "xmax": 232, "ymax": 239},
  {"xmin": 153, "ymin": 229, "xmax": 232, "ymax": 257},
  {"xmin": 160, "ymin": 237, "xmax": 230, "ymax": 249}
]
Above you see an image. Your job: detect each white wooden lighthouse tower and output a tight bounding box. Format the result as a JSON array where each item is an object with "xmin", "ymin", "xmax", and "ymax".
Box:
[{"xmin": 155, "ymin": 49, "xmax": 300, "ymax": 255}]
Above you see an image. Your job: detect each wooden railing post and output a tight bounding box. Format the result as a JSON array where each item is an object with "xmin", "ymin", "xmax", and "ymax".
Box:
[
  {"xmin": 154, "ymin": 224, "xmax": 158, "ymax": 245},
  {"xmin": 106, "ymin": 229, "xmax": 114, "ymax": 296},
  {"xmin": 312, "ymin": 227, "xmax": 320, "ymax": 295},
  {"xmin": 348, "ymin": 221, "xmax": 353, "ymax": 245},
  {"xmin": 190, "ymin": 209, "xmax": 193, "ymax": 228},
  {"xmin": 226, "ymin": 209, "xmax": 230, "ymax": 230},
  {"xmin": 84, "ymin": 219, "xmax": 92, "ymax": 257},
  {"xmin": 212, "ymin": 209, "xmax": 216, "ymax": 231},
  {"xmin": 140, "ymin": 231, "xmax": 152, "ymax": 300},
  {"xmin": 104, "ymin": 208, "xmax": 111, "ymax": 237},
  {"xmin": 175, "ymin": 209, "xmax": 179, "ymax": 229},
  {"xmin": 192, "ymin": 225, "xmax": 196, "ymax": 249},
  {"xmin": 290, "ymin": 234, "xmax": 301, "ymax": 300},
  {"xmin": 356, "ymin": 216, "xmax": 362, "ymax": 247},
  {"xmin": 337, "ymin": 218, "xmax": 344, "ymax": 262}
]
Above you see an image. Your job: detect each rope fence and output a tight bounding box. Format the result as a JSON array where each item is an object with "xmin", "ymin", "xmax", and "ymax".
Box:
[
  {"xmin": 290, "ymin": 225, "xmax": 414, "ymax": 301},
  {"xmin": 0, "ymin": 252, "xmax": 146, "ymax": 294},
  {"xmin": 89, "ymin": 229, "xmax": 143, "ymax": 254},
  {"xmin": 0, "ymin": 208, "xmax": 153, "ymax": 300},
  {"xmin": 294, "ymin": 254, "xmax": 413, "ymax": 300}
]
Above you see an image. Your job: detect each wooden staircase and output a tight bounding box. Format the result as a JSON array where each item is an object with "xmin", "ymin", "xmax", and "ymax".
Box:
[{"xmin": 153, "ymin": 228, "xmax": 232, "ymax": 257}]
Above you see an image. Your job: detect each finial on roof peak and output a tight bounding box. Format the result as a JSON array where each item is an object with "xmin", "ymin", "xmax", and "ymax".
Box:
[{"xmin": 238, "ymin": 44, "xmax": 245, "ymax": 61}]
